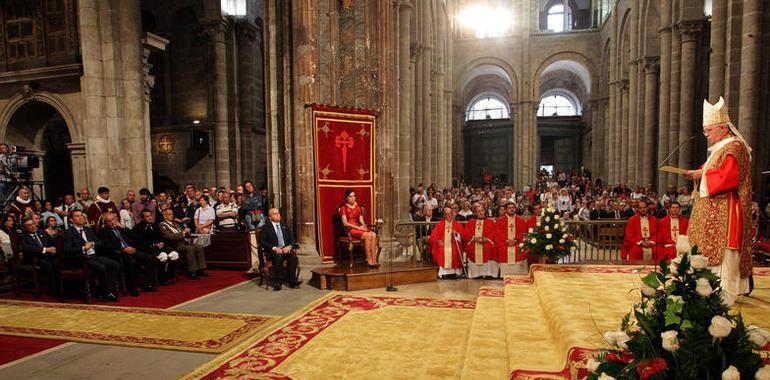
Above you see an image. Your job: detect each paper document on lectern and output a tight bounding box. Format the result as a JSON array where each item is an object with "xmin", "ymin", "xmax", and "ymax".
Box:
[{"xmin": 659, "ymin": 166, "xmax": 688, "ymax": 175}]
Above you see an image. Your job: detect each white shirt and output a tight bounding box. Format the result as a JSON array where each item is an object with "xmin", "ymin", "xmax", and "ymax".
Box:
[
  {"xmin": 194, "ymin": 206, "xmax": 216, "ymax": 234},
  {"xmin": 119, "ymin": 209, "xmax": 134, "ymax": 229},
  {"xmin": 216, "ymin": 202, "xmax": 239, "ymax": 227}
]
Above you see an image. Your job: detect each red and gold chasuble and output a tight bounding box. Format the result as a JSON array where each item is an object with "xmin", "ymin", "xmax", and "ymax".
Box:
[
  {"xmin": 427, "ymin": 220, "xmax": 463, "ymax": 269},
  {"xmin": 689, "ymin": 138, "xmax": 752, "ymax": 277},
  {"xmin": 494, "ymin": 214, "xmax": 528, "ymax": 263},
  {"xmin": 462, "ymin": 218, "xmax": 495, "ymax": 264},
  {"xmin": 88, "ymin": 201, "xmax": 118, "ymax": 227}
]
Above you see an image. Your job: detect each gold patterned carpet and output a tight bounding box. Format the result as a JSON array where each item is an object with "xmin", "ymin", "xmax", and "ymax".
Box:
[
  {"xmin": 184, "ymin": 266, "xmax": 770, "ymax": 380},
  {"xmin": 0, "ymin": 300, "xmax": 275, "ymax": 353},
  {"xmin": 184, "ymin": 293, "xmax": 477, "ymax": 380}
]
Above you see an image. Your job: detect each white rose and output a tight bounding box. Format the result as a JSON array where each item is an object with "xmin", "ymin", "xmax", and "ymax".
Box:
[
  {"xmin": 668, "ymin": 295, "xmax": 683, "ymax": 303},
  {"xmin": 536, "ymin": 222, "xmax": 542, "ymax": 227},
  {"xmin": 690, "ymin": 255, "xmax": 709, "ymax": 270},
  {"xmin": 518, "ymin": 243, "xmax": 524, "ymax": 248},
  {"xmin": 640, "ymin": 283, "xmax": 657, "ymax": 297},
  {"xmin": 661, "ymin": 330, "xmax": 680, "ymax": 352},
  {"xmin": 545, "ymin": 217, "xmax": 551, "ymax": 222},
  {"xmin": 676, "ymin": 235, "xmax": 691, "ymax": 254},
  {"xmin": 598, "ymin": 374, "xmax": 616, "ymax": 380},
  {"xmin": 722, "ymin": 365, "xmax": 740, "ymax": 380},
  {"xmin": 603, "ymin": 331, "xmax": 631, "ymax": 349},
  {"xmin": 546, "ymin": 244, "xmax": 553, "ymax": 251},
  {"xmin": 546, "ymin": 233, "xmax": 553, "ymax": 239},
  {"xmin": 545, "ymin": 226, "xmax": 550, "ymax": 231},
  {"xmin": 755, "ymin": 365, "xmax": 770, "ymax": 380},
  {"xmin": 721, "ymin": 291, "xmax": 737, "ymax": 307},
  {"xmin": 555, "ymin": 215, "xmax": 560, "ymax": 220},
  {"xmin": 696, "ymin": 278, "xmax": 713, "ymax": 297},
  {"xmin": 559, "ymin": 239, "xmax": 565, "ymax": 244},
  {"xmin": 747, "ymin": 325, "xmax": 770, "ymax": 349},
  {"xmin": 587, "ymin": 358, "xmax": 601, "ymax": 374},
  {"xmin": 530, "ymin": 238, "xmax": 537, "ymax": 244},
  {"xmin": 562, "ymin": 226, "xmax": 568, "ymax": 232},
  {"xmin": 570, "ymin": 246, "xmax": 577, "ymax": 252},
  {"xmin": 603, "ymin": 331, "xmax": 618, "ymax": 346},
  {"xmin": 528, "ymin": 228, "xmax": 534, "ymax": 233},
  {"xmin": 670, "ymin": 256, "xmax": 682, "ymax": 274},
  {"xmin": 547, "ymin": 207, "xmax": 555, "ymax": 213},
  {"xmin": 709, "ymin": 315, "xmax": 733, "ymax": 339}
]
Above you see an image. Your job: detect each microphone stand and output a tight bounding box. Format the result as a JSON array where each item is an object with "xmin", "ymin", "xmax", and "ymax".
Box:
[
  {"xmin": 454, "ymin": 231, "xmax": 468, "ymax": 279},
  {"xmin": 385, "ymin": 219, "xmax": 397, "ymax": 292}
]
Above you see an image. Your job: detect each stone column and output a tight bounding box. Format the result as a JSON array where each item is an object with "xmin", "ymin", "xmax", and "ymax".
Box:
[
  {"xmin": 738, "ymin": 0, "xmax": 764, "ymax": 147},
  {"xmin": 620, "ymin": 80, "xmax": 629, "ymax": 183},
  {"xmin": 204, "ymin": 18, "xmax": 232, "ymax": 188},
  {"xmin": 677, "ymin": 21, "xmax": 703, "ymax": 174},
  {"xmin": 657, "ymin": 20, "xmax": 672, "ymax": 192},
  {"xmin": 291, "ymin": 0, "xmax": 320, "ymax": 252},
  {"xmin": 67, "ymin": 143, "xmax": 88, "ymax": 192},
  {"xmin": 141, "ymin": 33, "xmax": 168, "ymax": 191},
  {"xmin": 607, "ymin": 7, "xmax": 619, "ymax": 183},
  {"xmin": 236, "ymin": 21, "xmax": 260, "ymax": 184},
  {"xmin": 413, "ymin": 45, "xmax": 423, "ymax": 183},
  {"xmin": 627, "ymin": 3, "xmax": 639, "ymax": 184},
  {"xmin": 421, "ymin": 45, "xmax": 433, "ymax": 185},
  {"xmin": 396, "ymin": 1, "xmax": 413, "ymax": 219},
  {"xmin": 643, "ymin": 58, "xmax": 659, "ymax": 187},
  {"xmin": 667, "ymin": 22, "xmax": 681, "ymax": 186},
  {"xmin": 435, "ymin": 71, "xmax": 446, "ymax": 186},
  {"xmin": 709, "ymin": 0, "xmax": 727, "ymax": 101}
]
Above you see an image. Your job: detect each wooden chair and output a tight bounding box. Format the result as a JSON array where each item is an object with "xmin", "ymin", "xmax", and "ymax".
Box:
[
  {"xmin": 59, "ymin": 254, "xmax": 93, "ymax": 303},
  {"xmin": 335, "ymin": 205, "xmax": 381, "ymax": 268},
  {"xmin": 10, "ymin": 233, "xmax": 41, "ymax": 297},
  {"xmin": 257, "ymin": 243, "xmax": 301, "ymax": 290},
  {"xmin": 597, "ymin": 224, "xmax": 625, "ymax": 250}
]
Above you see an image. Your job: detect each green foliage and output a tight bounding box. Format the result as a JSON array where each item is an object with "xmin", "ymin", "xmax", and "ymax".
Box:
[{"xmin": 587, "ymin": 247, "xmax": 766, "ymax": 379}]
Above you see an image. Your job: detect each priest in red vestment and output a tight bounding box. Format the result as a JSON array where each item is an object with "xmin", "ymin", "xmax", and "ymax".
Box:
[
  {"xmin": 686, "ymin": 96, "xmax": 753, "ymax": 297},
  {"xmin": 495, "ymin": 202, "xmax": 530, "ymax": 275},
  {"xmin": 621, "ymin": 200, "xmax": 661, "ymax": 261},
  {"xmin": 462, "ymin": 203, "xmax": 497, "ymax": 278},
  {"xmin": 428, "ymin": 207, "xmax": 464, "ymax": 279},
  {"xmin": 88, "ymin": 186, "xmax": 118, "ymax": 228},
  {"xmin": 658, "ymin": 202, "xmax": 688, "ymax": 259}
]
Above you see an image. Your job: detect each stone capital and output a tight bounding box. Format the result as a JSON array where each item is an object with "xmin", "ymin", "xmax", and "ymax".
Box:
[
  {"xmin": 66, "ymin": 142, "xmax": 86, "ymax": 156},
  {"xmin": 201, "ymin": 18, "xmax": 231, "ymax": 42},
  {"xmin": 398, "ymin": 1, "xmax": 413, "ymax": 11},
  {"xmin": 643, "ymin": 57, "xmax": 660, "ymax": 73},
  {"xmin": 235, "ymin": 21, "xmax": 259, "ymax": 42},
  {"xmin": 678, "ymin": 20, "xmax": 704, "ymax": 42}
]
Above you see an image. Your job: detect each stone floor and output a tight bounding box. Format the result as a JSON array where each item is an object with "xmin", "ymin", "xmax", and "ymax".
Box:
[{"xmin": 0, "ymin": 270, "xmax": 500, "ymax": 380}]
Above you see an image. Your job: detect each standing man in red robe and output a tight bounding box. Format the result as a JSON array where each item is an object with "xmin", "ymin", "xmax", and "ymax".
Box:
[
  {"xmin": 462, "ymin": 203, "xmax": 496, "ymax": 278},
  {"xmin": 621, "ymin": 199, "xmax": 660, "ymax": 261},
  {"xmin": 428, "ymin": 207, "xmax": 464, "ymax": 279},
  {"xmin": 495, "ymin": 202, "xmax": 530, "ymax": 275},
  {"xmin": 686, "ymin": 97, "xmax": 753, "ymax": 297},
  {"xmin": 658, "ymin": 202, "xmax": 688, "ymax": 259},
  {"xmin": 88, "ymin": 187, "xmax": 118, "ymax": 228}
]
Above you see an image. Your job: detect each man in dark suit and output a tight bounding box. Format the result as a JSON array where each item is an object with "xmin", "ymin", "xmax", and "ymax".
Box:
[
  {"xmin": 18, "ymin": 217, "xmax": 60, "ymax": 295},
  {"xmin": 63, "ymin": 210, "xmax": 120, "ymax": 301},
  {"xmin": 259, "ymin": 208, "xmax": 300, "ymax": 291},
  {"xmin": 98, "ymin": 212, "xmax": 157, "ymax": 295},
  {"xmin": 133, "ymin": 209, "xmax": 178, "ymax": 285}
]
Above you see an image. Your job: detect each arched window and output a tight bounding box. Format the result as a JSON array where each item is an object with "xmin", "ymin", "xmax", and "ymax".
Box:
[
  {"xmin": 537, "ymin": 93, "xmax": 578, "ymax": 116},
  {"xmin": 547, "ymin": 4, "xmax": 565, "ymax": 32},
  {"xmin": 466, "ymin": 97, "xmax": 510, "ymax": 120}
]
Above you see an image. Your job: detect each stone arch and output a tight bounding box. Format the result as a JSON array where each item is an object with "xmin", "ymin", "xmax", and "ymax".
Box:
[
  {"xmin": 455, "ymin": 57, "xmax": 519, "ymax": 104},
  {"xmin": 531, "ymin": 51, "xmax": 596, "ymax": 100},
  {"xmin": 641, "ymin": 0, "xmax": 661, "ymax": 57},
  {"xmin": 0, "ymin": 89, "xmax": 80, "ymax": 143}
]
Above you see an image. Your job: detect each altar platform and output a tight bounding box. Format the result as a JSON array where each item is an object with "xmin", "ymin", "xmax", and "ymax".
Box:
[{"xmin": 309, "ymin": 261, "xmax": 438, "ymax": 291}]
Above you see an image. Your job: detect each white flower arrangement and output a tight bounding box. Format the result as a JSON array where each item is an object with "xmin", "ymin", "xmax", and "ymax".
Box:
[
  {"xmin": 690, "ymin": 254, "xmax": 709, "ymax": 269},
  {"xmin": 640, "ymin": 283, "xmax": 657, "ymax": 297},
  {"xmin": 747, "ymin": 325, "xmax": 770, "ymax": 349},
  {"xmin": 696, "ymin": 277, "xmax": 713, "ymax": 297}
]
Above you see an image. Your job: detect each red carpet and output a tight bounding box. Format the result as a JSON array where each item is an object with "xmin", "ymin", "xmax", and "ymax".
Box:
[{"xmin": 0, "ymin": 270, "xmax": 249, "ymax": 366}]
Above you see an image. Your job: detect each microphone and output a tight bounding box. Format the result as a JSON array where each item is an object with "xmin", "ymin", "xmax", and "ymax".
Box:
[{"xmin": 658, "ymin": 135, "xmax": 697, "ymax": 168}]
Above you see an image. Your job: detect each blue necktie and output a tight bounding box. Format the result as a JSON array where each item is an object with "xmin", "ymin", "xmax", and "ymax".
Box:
[
  {"xmin": 275, "ymin": 224, "xmax": 285, "ymax": 247},
  {"xmin": 114, "ymin": 229, "xmax": 128, "ymax": 248}
]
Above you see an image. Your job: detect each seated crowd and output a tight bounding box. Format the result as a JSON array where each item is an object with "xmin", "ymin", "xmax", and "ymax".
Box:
[
  {"xmin": 410, "ymin": 168, "xmax": 709, "ymax": 278},
  {"xmin": 0, "ymin": 181, "xmax": 270, "ymax": 300}
]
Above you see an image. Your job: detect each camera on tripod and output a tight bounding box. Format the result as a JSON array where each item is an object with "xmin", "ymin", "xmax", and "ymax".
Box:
[{"xmin": 6, "ymin": 145, "xmax": 40, "ymax": 181}]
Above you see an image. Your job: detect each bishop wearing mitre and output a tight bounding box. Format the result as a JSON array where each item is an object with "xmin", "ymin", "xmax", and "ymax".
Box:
[
  {"xmin": 428, "ymin": 207, "xmax": 464, "ymax": 279},
  {"xmin": 658, "ymin": 202, "xmax": 688, "ymax": 259},
  {"xmin": 462, "ymin": 203, "xmax": 497, "ymax": 278},
  {"xmin": 686, "ymin": 97, "xmax": 753, "ymax": 297},
  {"xmin": 495, "ymin": 202, "xmax": 529, "ymax": 275}
]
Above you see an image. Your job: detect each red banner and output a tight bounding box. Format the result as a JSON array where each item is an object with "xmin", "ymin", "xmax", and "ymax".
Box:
[{"xmin": 312, "ymin": 104, "xmax": 377, "ymax": 263}]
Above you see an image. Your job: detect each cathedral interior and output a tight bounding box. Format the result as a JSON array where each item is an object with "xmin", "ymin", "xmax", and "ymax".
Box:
[{"xmin": 0, "ymin": 0, "xmax": 769, "ymax": 378}]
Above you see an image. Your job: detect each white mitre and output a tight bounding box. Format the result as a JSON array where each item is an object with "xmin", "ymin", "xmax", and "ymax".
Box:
[{"xmin": 703, "ymin": 97, "xmax": 752, "ymax": 160}]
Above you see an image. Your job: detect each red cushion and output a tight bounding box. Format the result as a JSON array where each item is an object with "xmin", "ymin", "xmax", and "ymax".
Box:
[{"xmin": 753, "ymin": 241, "xmax": 770, "ymax": 253}]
